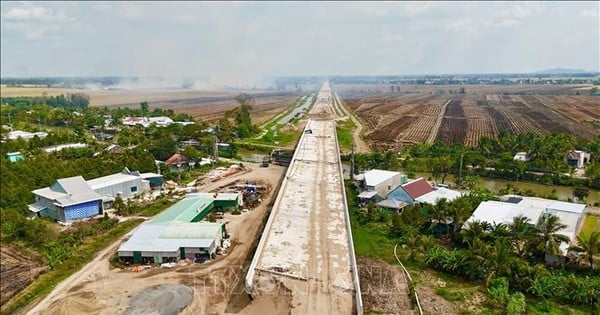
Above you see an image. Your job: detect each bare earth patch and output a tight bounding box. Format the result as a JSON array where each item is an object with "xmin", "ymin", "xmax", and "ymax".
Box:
[{"xmin": 357, "ymin": 257, "xmax": 414, "ymax": 315}]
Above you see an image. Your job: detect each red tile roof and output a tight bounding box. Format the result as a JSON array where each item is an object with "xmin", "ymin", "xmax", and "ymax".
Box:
[
  {"xmin": 165, "ymin": 153, "xmax": 189, "ymax": 165},
  {"xmin": 402, "ymin": 178, "xmax": 433, "ymax": 199}
]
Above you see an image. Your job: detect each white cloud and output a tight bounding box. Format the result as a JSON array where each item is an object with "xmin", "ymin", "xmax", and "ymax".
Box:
[
  {"xmin": 579, "ymin": 7, "xmax": 599, "ymax": 18},
  {"xmin": 1, "ymin": 2, "xmax": 71, "ymax": 22},
  {"xmin": 403, "ymin": 2, "xmax": 435, "ymax": 17}
]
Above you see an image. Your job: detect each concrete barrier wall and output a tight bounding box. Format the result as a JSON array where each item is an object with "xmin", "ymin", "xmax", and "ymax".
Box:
[
  {"xmin": 333, "ymin": 120, "xmax": 364, "ymax": 315},
  {"xmin": 244, "ymin": 120, "xmax": 314, "ymax": 295}
]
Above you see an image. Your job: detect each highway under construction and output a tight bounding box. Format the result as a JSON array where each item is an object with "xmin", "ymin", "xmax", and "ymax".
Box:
[{"xmin": 246, "ymin": 82, "xmax": 362, "ymax": 314}]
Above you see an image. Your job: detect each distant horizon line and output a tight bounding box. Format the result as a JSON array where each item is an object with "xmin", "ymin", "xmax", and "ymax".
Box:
[{"xmin": 2, "ymin": 70, "xmax": 599, "ymax": 80}]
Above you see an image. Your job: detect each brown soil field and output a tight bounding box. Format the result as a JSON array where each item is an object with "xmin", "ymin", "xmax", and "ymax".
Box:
[
  {"xmin": 357, "ymin": 257, "xmax": 413, "ymax": 315},
  {"xmin": 0, "ymin": 244, "xmax": 48, "ymax": 305},
  {"xmin": 88, "ymin": 90, "xmax": 301, "ymax": 125},
  {"xmin": 337, "ymin": 84, "xmax": 599, "ymax": 149}
]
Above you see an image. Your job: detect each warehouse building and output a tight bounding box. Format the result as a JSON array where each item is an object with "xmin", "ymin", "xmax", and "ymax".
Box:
[
  {"xmin": 29, "ymin": 176, "xmax": 104, "ymax": 222},
  {"xmin": 29, "ymin": 168, "xmax": 163, "ymax": 222},
  {"xmin": 117, "ymin": 194, "xmax": 236, "ymax": 264}
]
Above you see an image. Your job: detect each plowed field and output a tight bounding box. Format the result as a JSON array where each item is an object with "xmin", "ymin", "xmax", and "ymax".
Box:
[{"xmin": 338, "ymin": 84, "xmax": 599, "ymax": 148}]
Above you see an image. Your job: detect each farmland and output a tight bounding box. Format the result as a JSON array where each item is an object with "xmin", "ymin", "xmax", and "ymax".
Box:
[
  {"xmin": 1, "ymin": 85, "xmax": 301, "ymax": 125},
  {"xmin": 337, "ymin": 84, "xmax": 600, "ymax": 150}
]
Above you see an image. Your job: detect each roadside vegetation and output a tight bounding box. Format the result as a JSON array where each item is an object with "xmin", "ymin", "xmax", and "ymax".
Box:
[{"xmin": 335, "ymin": 118, "xmax": 355, "ymax": 152}]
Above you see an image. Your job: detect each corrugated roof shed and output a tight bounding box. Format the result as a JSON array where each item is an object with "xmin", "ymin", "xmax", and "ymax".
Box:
[
  {"xmin": 118, "ymin": 222, "xmax": 219, "ymax": 252},
  {"xmin": 402, "ymin": 178, "xmax": 433, "ymax": 199},
  {"xmin": 151, "ymin": 196, "xmax": 214, "ymax": 223}
]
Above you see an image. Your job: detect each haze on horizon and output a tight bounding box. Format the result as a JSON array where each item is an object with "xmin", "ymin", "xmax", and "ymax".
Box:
[{"xmin": 1, "ymin": 1, "xmax": 599, "ymax": 87}]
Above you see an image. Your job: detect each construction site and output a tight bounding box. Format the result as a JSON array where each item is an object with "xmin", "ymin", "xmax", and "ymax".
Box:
[
  {"xmin": 20, "ymin": 163, "xmax": 288, "ymax": 315},
  {"xmin": 246, "ymin": 82, "xmax": 363, "ymax": 314}
]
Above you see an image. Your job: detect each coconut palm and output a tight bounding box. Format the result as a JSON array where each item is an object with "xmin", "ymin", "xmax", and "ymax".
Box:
[
  {"xmin": 535, "ymin": 214, "xmax": 570, "ymax": 257},
  {"xmin": 568, "ymin": 230, "xmax": 600, "ymax": 270},
  {"xmin": 428, "ymin": 197, "xmax": 449, "ymax": 234},
  {"xmin": 448, "ymin": 198, "xmax": 473, "ymax": 241},
  {"xmin": 509, "ymin": 215, "xmax": 536, "ymax": 257},
  {"xmin": 461, "ymin": 220, "xmax": 492, "ymax": 248}
]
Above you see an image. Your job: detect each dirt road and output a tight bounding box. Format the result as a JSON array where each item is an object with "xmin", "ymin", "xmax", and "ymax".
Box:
[
  {"xmin": 22, "ymin": 164, "xmax": 286, "ymax": 315},
  {"xmin": 335, "ymin": 92, "xmax": 370, "ymax": 153}
]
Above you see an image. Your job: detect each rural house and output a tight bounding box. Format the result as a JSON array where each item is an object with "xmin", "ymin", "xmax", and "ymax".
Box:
[
  {"xmin": 386, "ymin": 178, "xmax": 462, "ymax": 206},
  {"xmin": 355, "ymin": 169, "xmax": 406, "ymax": 199},
  {"xmin": 466, "ymin": 195, "xmax": 585, "ymax": 262},
  {"xmin": 566, "ymin": 150, "xmax": 591, "ymax": 169}
]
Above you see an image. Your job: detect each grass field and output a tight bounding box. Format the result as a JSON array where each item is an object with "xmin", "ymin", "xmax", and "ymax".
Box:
[{"xmin": 580, "ymin": 214, "xmax": 600, "ymax": 236}]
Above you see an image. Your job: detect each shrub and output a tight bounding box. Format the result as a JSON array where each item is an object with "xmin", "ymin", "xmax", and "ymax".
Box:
[{"xmin": 506, "ymin": 292, "xmax": 526, "ymax": 315}]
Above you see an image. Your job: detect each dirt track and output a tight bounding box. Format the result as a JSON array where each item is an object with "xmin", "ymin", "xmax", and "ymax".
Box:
[
  {"xmin": 334, "ymin": 92, "xmax": 370, "ymax": 153},
  {"xmin": 22, "ymin": 163, "xmax": 286, "ymax": 315}
]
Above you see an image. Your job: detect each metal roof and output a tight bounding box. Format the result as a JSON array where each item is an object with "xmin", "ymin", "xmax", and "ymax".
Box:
[
  {"xmin": 415, "ymin": 187, "xmax": 463, "ymax": 205},
  {"xmin": 363, "ymin": 170, "xmax": 401, "ymax": 187},
  {"xmin": 151, "ymin": 196, "xmax": 214, "ymax": 223},
  {"xmin": 33, "ymin": 176, "xmax": 103, "ymax": 206},
  {"xmin": 467, "ymin": 197, "xmax": 586, "ymax": 256},
  {"xmin": 87, "ymin": 173, "xmax": 141, "ymax": 190},
  {"xmin": 402, "ymin": 178, "xmax": 433, "ymax": 199},
  {"xmin": 117, "ymin": 221, "xmax": 220, "ymax": 252},
  {"xmin": 357, "ymin": 191, "xmax": 379, "ymax": 199},
  {"xmin": 160, "ymin": 222, "xmax": 221, "ymax": 239},
  {"xmin": 187, "ymin": 192, "xmax": 240, "ymax": 201},
  {"xmin": 377, "ymin": 199, "xmax": 408, "ymax": 210}
]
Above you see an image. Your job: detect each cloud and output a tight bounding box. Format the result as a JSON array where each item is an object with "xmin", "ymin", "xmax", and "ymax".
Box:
[
  {"xmin": 1, "ymin": 2, "xmax": 71, "ymax": 22},
  {"xmin": 1, "ymin": 2, "xmax": 598, "ymax": 78},
  {"xmin": 1, "ymin": 2, "xmax": 76, "ymax": 40},
  {"xmin": 579, "ymin": 7, "xmax": 599, "ymax": 18}
]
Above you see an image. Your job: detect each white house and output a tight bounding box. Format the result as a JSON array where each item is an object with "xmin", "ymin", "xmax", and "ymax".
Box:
[
  {"xmin": 357, "ymin": 169, "xmax": 406, "ymax": 198},
  {"xmin": 513, "ymin": 152, "xmax": 531, "ymax": 162},
  {"xmin": 466, "ymin": 195, "xmax": 586, "ymax": 260},
  {"xmin": 566, "ymin": 150, "xmax": 591, "ymax": 169}
]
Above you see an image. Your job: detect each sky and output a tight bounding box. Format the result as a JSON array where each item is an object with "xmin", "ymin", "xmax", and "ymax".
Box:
[{"xmin": 1, "ymin": 1, "xmax": 599, "ymax": 86}]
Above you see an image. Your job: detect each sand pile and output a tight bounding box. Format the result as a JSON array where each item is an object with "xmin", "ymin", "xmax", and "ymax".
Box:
[{"xmin": 122, "ymin": 284, "xmax": 193, "ymax": 315}]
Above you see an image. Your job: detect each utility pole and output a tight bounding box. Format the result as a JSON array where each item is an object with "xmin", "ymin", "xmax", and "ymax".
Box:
[
  {"xmin": 458, "ymin": 152, "xmax": 464, "ymax": 189},
  {"xmin": 213, "ymin": 134, "xmax": 219, "ymax": 162},
  {"xmin": 350, "ymin": 141, "xmax": 355, "ymax": 178}
]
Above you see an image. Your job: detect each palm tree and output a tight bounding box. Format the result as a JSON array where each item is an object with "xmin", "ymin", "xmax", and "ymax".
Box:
[
  {"xmin": 568, "ymin": 230, "xmax": 600, "ymax": 269},
  {"xmin": 448, "ymin": 198, "xmax": 473, "ymax": 241},
  {"xmin": 461, "ymin": 220, "xmax": 492, "ymax": 248},
  {"xmin": 428, "ymin": 198, "xmax": 449, "ymax": 235},
  {"xmin": 509, "ymin": 215, "xmax": 536, "ymax": 257},
  {"xmin": 535, "ymin": 214, "xmax": 570, "ymax": 258}
]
